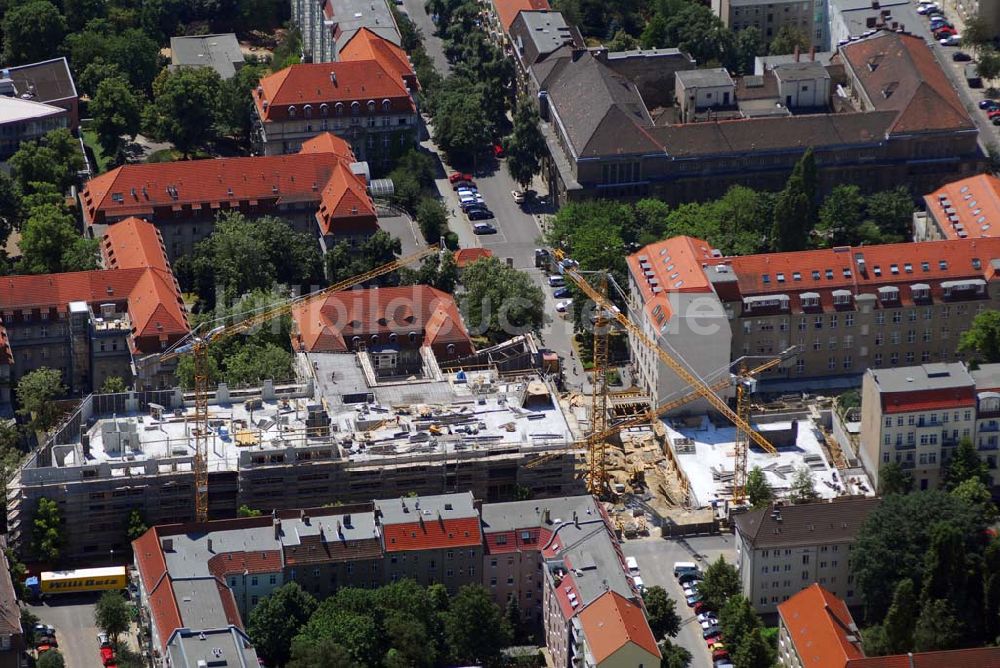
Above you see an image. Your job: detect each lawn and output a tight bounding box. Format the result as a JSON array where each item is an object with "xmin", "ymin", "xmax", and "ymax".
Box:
[{"xmin": 81, "ymin": 126, "xmax": 111, "ymax": 173}]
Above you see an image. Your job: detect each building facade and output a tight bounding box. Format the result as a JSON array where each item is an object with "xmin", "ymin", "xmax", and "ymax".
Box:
[
  {"xmin": 734, "ymin": 498, "xmax": 880, "ymax": 615},
  {"xmin": 80, "ymin": 133, "xmax": 378, "ymax": 260},
  {"xmin": 859, "ymin": 362, "xmax": 1000, "ymax": 492},
  {"xmin": 0, "ymin": 97, "xmax": 68, "ymax": 161},
  {"xmin": 2, "ymin": 57, "xmax": 79, "ymax": 130},
  {"xmin": 292, "ymin": 0, "xmax": 401, "ymax": 63},
  {"xmin": 713, "ymin": 0, "xmax": 826, "ymax": 48},
  {"xmin": 916, "ymin": 173, "xmax": 1000, "ymax": 242},
  {"xmin": 627, "ymin": 236, "xmax": 1000, "ymax": 406}
]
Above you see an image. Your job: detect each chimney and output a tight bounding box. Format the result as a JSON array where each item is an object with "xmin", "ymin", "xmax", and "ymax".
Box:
[
  {"xmin": 809, "ymin": 46, "xmax": 816, "ymax": 61},
  {"xmin": 571, "ymin": 48, "xmax": 587, "ymax": 62},
  {"xmin": 274, "ymin": 518, "xmax": 282, "ymax": 539},
  {"xmin": 542, "ymin": 508, "xmax": 551, "ymax": 525},
  {"xmin": 330, "ymin": 71, "xmax": 337, "ymax": 85},
  {"xmin": 573, "ymin": 510, "xmax": 579, "ymax": 527},
  {"xmin": 207, "ymin": 538, "xmax": 213, "ymax": 553},
  {"xmin": 336, "ymin": 520, "xmax": 343, "ymax": 537},
  {"xmin": 344, "ymin": 513, "xmax": 352, "ymax": 527},
  {"xmin": 794, "ymin": 45, "xmax": 800, "ymax": 62},
  {"xmin": 594, "ymin": 48, "xmax": 608, "ymax": 63},
  {"xmin": 871, "ymin": 0, "xmax": 879, "ymax": 8}
]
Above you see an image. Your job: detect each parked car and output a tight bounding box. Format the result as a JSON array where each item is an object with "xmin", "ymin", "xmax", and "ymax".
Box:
[
  {"xmin": 986, "ymin": 108, "xmax": 1000, "ymax": 119},
  {"xmin": 97, "ymin": 632, "xmax": 111, "ymax": 648},
  {"xmin": 555, "ymin": 300, "xmax": 573, "ymax": 313},
  {"xmin": 673, "ymin": 562, "xmax": 700, "ymax": 578},
  {"xmin": 713, "ymin": 649, "xmax": 732, "ymax": 663},
  {"xmin": 467, "ymin": 208, "xmax": 494, "ymax": 220},
  {"xmin": 991, "ymin": 116, "xmax": 1000, "ymax": 126},
  {"xmin": 679, "ymin": 572, "xmax": 703, "ymax": 585},
  {"xmin": 954, "ymin": 51, "xmax": 973, "ymax": 61},
  {"xmin": 452, "ymin": 180, "xmax": 476, "ymax": 191},
  {"xmin": 930, "ymin": 16, "xmax": 952, "ymax": 26},
  {"xmin": 492, "ymin": 143, "xmax": 505, "ymax": 158},
  {"xmin": 980, "ymin": 99, "xmax": 999, "ymax": 110},
  {"xmin": 552, "ymin": 286, "xmax": 571, "ymax": 298},
  {"xmin": 101, "ymin": 646, "xmax": 116, "ymax": 666},
  {"xmin": 934, "ymin": 26, "xmax": 957, "ymax": 38},
  {"xmin": 511, "ymin": 190, "xmax": 525, "ymax": 204},
  {"xmin": 686, "ymin": 593, "xmax": 702, "ymax": 606},
  {"xmin": 703, "ymin": 626, "xmax": 720, "ymax": 639},
  {"xmin": 547, "ymin": 275, "xmax": 565, "ymax": 287},
  {"xmin": 449, "ymin": 172, "xmax": 474, "ymax": 184},
  {"xmin": 917, "ymin": 2, "xmax": 940, "ymax": 13},
  {"xmin": 473, "ymin": 222, "xmax": 497, "ymax": 234},
  {"xmin": 697, "ymin": 612, "xmax": 718, "ymax": 623},
  {"xmin": 708, "ymin": 640, "xmax": 726, "ymax": 652},
  {"xmin": 941, "ymin": 34, "xmax": 962, "ymax": 46},
  {"xmin": 693, "ymin": 600, "xmax": 710, "ymax": 615}
]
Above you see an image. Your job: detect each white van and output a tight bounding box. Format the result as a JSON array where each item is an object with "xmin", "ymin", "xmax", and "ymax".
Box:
[
  {"xmin": 625, "ymin": 556, "xmax": 640, "ymax": 573},
  {"xmin": 547, "ymin": 275, "xmax": 565, "ymax": 287},
  {"xmin": 673, "ymin": 561, "xmax": 699, "ymax": 577},
  {"xmin": 633, "ymin": 575, "xmax": 645, "ymax": 593}
]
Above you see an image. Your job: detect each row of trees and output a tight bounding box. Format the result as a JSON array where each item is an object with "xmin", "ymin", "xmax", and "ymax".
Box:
[
  {"xmin": 248, "ymin": 580, "xmax": 515, "ymax": 667},
  {"xmin": 697, "ymin": 557, "xmax": 776, "ymax": 668}
]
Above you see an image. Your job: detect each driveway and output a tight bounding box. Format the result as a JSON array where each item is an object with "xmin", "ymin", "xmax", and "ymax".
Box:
[
  {"xmin": 622, "ymin": 535, "xmax": 737, "ymax": 667},
  {"xmin": 28, "ymin": 595, "xmax": 101, "ymax": 668},
  {"xmin": 397, "ymin": 0, "xmax": 451, "ymax": 74}
]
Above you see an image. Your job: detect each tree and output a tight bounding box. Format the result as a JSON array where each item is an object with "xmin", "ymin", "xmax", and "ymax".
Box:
[
  {"xmin": 326, "ymin": 230, "xmax": 401, "ymax": 284},
  {"xmin": 100, "ymin": 376, "xmax": 127, "ymax": 394},
  {"xmin": 719, "ymin": 596, "xmax": 760, "ymax": 651},
  {"xmin": 218, "ymin": 64, "xmax": 265, "ymax": 143},
  {"xmin": 399, "ymin": 252, "xmax": 459, "ymax": 293},
  {"xmin": 771, "ymin": 173, "xmax": 811, "ymax": 251},
  {"xmin": 788, "ymin": 465, "xmax": 819, "ymax": 504},
  {"xmin": 942, "ymin": 437, "xmax": 991, "ymax": 490},
  {"xmin": 16, "ymin": 367, "xmax": 65, "ymax": 433},
  {"xmin": 853, "ymin": 491, "xmax": 983, "ymax": 620},
  {"xmin": 816, "ymin": 185, "xmax": 865, "ymax": 247},
  {"xmin": 877, "ymin": 462, "xmax": 914, "ymax": 496},
  {"xmin": 444, "ymin": 585, "xmax": 511, "ymax": 666},
  {"xmin": 9, "ymin": 128, "xmax": 84, "ymax": 194},
  {"xmin": 658, "ymin": 639, "xmax": 692, "ymax": 668},
  {"xmin": 461, "ymin": 256, "xmax": 545, "ymax": 344},
  {"xmin": 288, "ymin": 637, "xmax": 358, "ymax": 668},
  {"xmin": 36, "ymin": 650, "xmax": 66, "ymax": 668},
  {"xmin": 734, "ymin": 27, "xmax": 763, "ymax": 75},
  {"xmin": 0, "ymin": 172, "xmax": 22, "ymax": 240},
  {"xmin": 237, "ymin": 505, "xmax": 262, "ymax": 517},
  {"xmin": 768, "ymin": 26, "xmax": 810, "ymax": 56},
  {"xmin": 126, "ymin": 508, "xmax": 148, "ymax": 542},
  {"xmin": 698, "ymin": 556, "xmax": 741, "ymax": 612},
  {"xmin": 920, "ymin": 524, "xmax": 972, "ymax": 623},
  {"xmin": 880, "ymin": 578, "xmax": 917, "ymax": 654},
  {"xmin": 977, "ymin": 49, "xmax": 1000, "ymax": 81},
  {"xmin": 18, "ymin": 204, "xmax": 98, "ymax": 274},
  {"xmin": 504, "ymin": 595, "xmax": 523, "ymax": 643},
  {"xmin": 963, "ymin": 14, "xmax": 995, "ymax": 55},
  {"xmin": 109, "ymin": 646, "xmax": 144, "ymax": 668},
  {"xmin": 144, "ymin": 67, "xmax": 222, "ymax": 157},
  {"xmin": 2, "ymin": 1, "xmax": 66, "ymax": 65},
  {"xmin": 606, "ymin": 29, "xmax": 638, "ymax": 52},
  {"xmin": 643, "ymin": 586, "xmax": 681, "ymax": 639},
  {"xmin": 32, "ymin": 496, "xmax": 62, "ymax": 563},
  {"xmin": 505, "ymin": 99, "xmax": 546, "ymax": 189},
  {"xmin": 744, "ymin": 467, "xmax": 773, "ymax": 508},
  {"xmin": 951, "ymin": 477, "xmax": 998, "ymax": 525},
  {"xmin": 91, "ymin": 76, "xmax": 143, "ymax": 164},
  {"xmin": 865, "ymin": 187, "xmax": 913, "ymax": 242},
  {"xmin": 959, "ymin": 310, "xmax": 1000, "ymax": 365},
  {"xmin": 415, "ymin": 197, "xmax": 449, "ymax": 243},
  {"xmin": 431, "ymin": 79, "xmax": 494, "ymax": 163},
  {"xmin": 913, "ymin": 597, "xmax": 961, "ymax": 652},
  {"xmin": 732, "ymin": 627, "xmax": 774, "ymax": 668},
  {"xmin": 248, "ymin": 583, "xmax": 319, "ymax": 666},
  {"xmin": 94, "ymin": 591, "xmax": 130, "ymax": 644}
]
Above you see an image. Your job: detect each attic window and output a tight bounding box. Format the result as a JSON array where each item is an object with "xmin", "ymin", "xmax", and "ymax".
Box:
[
  {"xmin": 867, "ymin": 54, "xmax": 883, "ymax": 71},
  {"xmin": 921, "ymin": 261, "xmax": 930, "ymax": 271},
  {"xmin": 111, "ymin": 192, "xmax": 124, "ymax": 203},
  {"xmin": 890, "ymin": 264, "xmax": 899, "ymax": 275},
  {"xmin": 825, "ymin": 269, "xmax": 833, "ymax": 279},
  {"xmin": 873, "ymin": 265, "xmax": 882, "ymax": 277},
  {"xmin": 939, "ymin": 260, "xmax": 948, "ymax": 270},
  {"xmin": 973, "ymin": 258, "xmax": 982, "ymax": 270},
  {"xmin": 881, "ymin": 82, "xmax": 898, "ymax": 98},
  {"xmin": 762, "ymin": 274, "xmax": 770, "ymax": 284},
  {"xmin": 792, "ymin": 272, "xmax": 802, "ymax": 281},
  {"xmin": 812, "ymin": 270, "xmax": 821, "ymax": 280},
  {"xmin": 842, "ymin": 269, "xmax": 852, "ymax": 278},
  {"xmin": 776, "ymin": 273, "xmax": 785, "ymax": 282}
]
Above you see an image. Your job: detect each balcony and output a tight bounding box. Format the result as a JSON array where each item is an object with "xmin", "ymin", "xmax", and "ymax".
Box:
[
  {"xmin": 899, "ymin": 460, "xmax": 916, "ymax": 470},
  {"xmin": 895, "ymin": 442, "xmax": 916, "ymax": 451},
  {"xmin": 980, "ymin": 422, "xmax": 1000, "ymax": 433},
  {"xmin": 977, "ymin": 441, "xmax": 999, "ymax": 452}
]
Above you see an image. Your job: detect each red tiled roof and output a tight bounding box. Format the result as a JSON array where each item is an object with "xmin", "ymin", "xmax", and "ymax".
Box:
[
  {"xmin": 880, "ymin": 387, "xmax": 976, "ymax": 415},
  {"xmin": 298, "ymin": 131, "xmax": 355, "ymax": 158},
  {"xmin": 839, "ymin": 31, "xmax": 974, "ymax": 135},
  {"xmin": 214, "ymin": 578, "xmax": 244, "ymax": 630},
  {"xmin": 148, "ymin": 578, "xmax": 183, "ymax": 652},
  {"xmin": 493, "ymin": 0, "xmax": 551, "ymax": 32},
  {"xmin": 255, "ymin": 61, "xmax": 415, "ymax": 122},
  {"xmin": 340, "ymin": 28, "xmax": 418, "ymax": 91},
  {"xmin": 316, "ymin": 161, "xmax": 377, "ymax": 236},
  {"xmin": 578, "ymin": 590, "xmax": 660, "ymax": 663},
  {"xmin": 453, "ymin": 248, "xmax": 494, "ymax": 268},
  {"xmin": 778, "ymin": 584, "xmax": 865, "ymax": 668},
  {"xmin": 102, "ymin": 217, "xmax": 170, "ymax": 272},
  {"xmin": 923, "ymin": 174, "xmax": 1000, "ymax": 240},
  {"xmin": 484, "ymin": 527, "xmax": 552, "ymax": 554},
  {"xmin": 848, "ymin": 647, "xmax": 1000, "ymax": 668},
  {"xmin": 291, "ymin": 285, "xmax": 473, "ymax": 357},
  {"xmin": 381, "ymin": 516, "xmax": 482, "ymax": 552},
  {"xmin": 207, "ymin": 551, "xmax": 282, "ymax": 579},
  {"xmin": 627, "ymin": 235, "xmax": 717, "ymax": 328},
  {"xmin": 133, "ymin": 527, "xmax": 167, "ymax": 593},
  {"xmin": 132, "ymin": 528, "xmax": 184, "ymax": 653}
]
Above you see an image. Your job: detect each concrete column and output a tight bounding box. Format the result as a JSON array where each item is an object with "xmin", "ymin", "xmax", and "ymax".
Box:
[
  {"xmin": 263, "ymin": 380, "xmax": 275, "ymax": 401},
  {"xmin": 125, "ymin": 392, "xmax": 139, "ymax": 413},
  {"xmin": 216, "ymin": 383, "xmax": 230, "ymax": 404}
]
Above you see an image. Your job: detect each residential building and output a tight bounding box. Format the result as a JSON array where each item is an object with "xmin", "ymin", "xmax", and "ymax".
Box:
[
  {"xmin": 0, "ymin": 539, "xmax": 24, "ymax": 668},
  {"xmin": 713, "ymin": 0, "xmax": 827, "ymax": 48},
  {"xmin": 485, "ymin": 0, "xmax": 551, "ymax": 47},
  {"xmin": 541, "ymin": 499, "xmax": 659, "ymax": 667},
  {"xmin": 1, "ymin": 57, "xmax": 79, "ymax": 130},
  {"xmin": 755, "ymin": 49, "xmax": 835, "ymax": 74},
  {"xmin": 523, "ymin": 30, "xmax": 981, "ymax": 207},
  {"xmin": 828, "ymin": 0, "xmax": 918, "ymax": 50},
  {"xmin": 859, "ymin": 361, "xmax": 1000, "ymax": 492},
  {"xmin": 734, "ymin": 498, "xmax": 880, "ymax": 614},
  {"xmin": 777, "ymin": 583, "xmax": 1000, "ymax": 667},
  {"xmin": 292, "ymin": 0, "xmax": 401, "ymax": 63},
  {"xmin": 133, "ymin": 493, "xmax": 657, "ymax": 667},
  {"xmin": 915, "ymin": 173, "xmax": 1000, "ymax": 241},
  {"xmin": 252, "ymin": 58, "xmax": 418, "ymax": 164},
  {"xmin": 376, "ymin": 493, "xmax": 483, "ymax": 592},
  {"xmin": 507, "ymin": 10, "xmax": 582, "ymax": 87},
  {"xmin": 627, "ymin": 235, "xmax": 1000, "ymax": 407},
  {"xmin": 0, "ymin": 217, "xmax": 188, "ymax": 412},
  {"xmin": 80, "ymin": 132, "xmax": 378, "ymax": 259},
  {"xmin": 169, "ymin": 34, "xmax": 244, "ymax": 79},
  {"xmin": 675, "ymin": 68, "xmax": 736, "ymax": 121},
  {"xmin": 0, "ymin": 97, "xmax": 68, "ymax": 161},
  {"xmin": 339, "ymin": 27, "xmax": 420, "ymax": 92},
  {"xmin": 290, "ymin": 285, "xmax": 475, "ymax": 372}
]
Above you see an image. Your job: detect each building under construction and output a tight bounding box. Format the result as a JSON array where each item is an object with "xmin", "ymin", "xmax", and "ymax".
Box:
[{"xmin": 7, "ymin": 335, "xmax": 586, "ymax": 563}]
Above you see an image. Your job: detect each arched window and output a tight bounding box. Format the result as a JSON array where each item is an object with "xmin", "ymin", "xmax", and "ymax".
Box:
[
  {"xmin": 447, "ymin": 344, "xmax": 456, "ymax": 355},
  {"xmin": 388, "ymin": 332, "xmax": 397, "ymax": 343},
  {"xmin": 408, "ymin": 332, "xmax": 417, "ymax": 343},
  {"xmin": 351, "ymin": 101, "xmax": 360, "ymax": 115},
  {"xmin": 367, "ymin": 100, "xmax": 376, "ymax": 114},
  {"xmin": 335, "ymin": 102, "xmax": 344, "ymax": 116},
  {"xmin": 303, "ymin": 104, "xmax": 312, "ymax": 119},
  {"xmin": 382, "ymin": 99, "xmax": 391, "ymax": 113},
  {"xmin": 351, "ymin": 336, "xmax": 361, "ymax": 349},
  {"xmin": 287, "ymin": 105, "xmax": 297, "ymax": 118},
  {"xmin": 371, "ymin": 334, "xmax": 379, "ymax": 345},
  {"xmin": 320, "ymin": 103, "xmax": 329, "ymax": 117}
]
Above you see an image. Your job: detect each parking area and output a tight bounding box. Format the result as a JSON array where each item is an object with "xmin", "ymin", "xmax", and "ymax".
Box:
[
  {"xmin": 27, "ymin": 595, "xmax": 101, "ymax": 668},
  {"xmin": 622, "ymin": 535, "xmax": 736, "ymax": 667}
]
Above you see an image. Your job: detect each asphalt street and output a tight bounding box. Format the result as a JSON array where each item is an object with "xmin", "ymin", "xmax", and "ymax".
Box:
[
  {"xmin": 623, "ymin": 535, "xmax": 737, "ymax": 668},
  {"xmin": 397, "ymin": 0, "xmax": 451, "ymax": 75},
  {"xmin": 28, "ymin": 595, "xmax": 102, "ymax": 668}
]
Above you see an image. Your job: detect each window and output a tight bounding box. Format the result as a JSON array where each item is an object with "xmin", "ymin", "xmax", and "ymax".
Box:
[
  {"xmin": 251, "ymin": 576, "xmax": 258, "ymax": 586},
  {"xmin": 269, "ymin": 575, "xmax": 276, "ymax": 585},
  {"xmin": 845, "ymin": 314, "xmax": 854, "ymax": 327},
  {"xmin": 843, "ymin": 356, "xmax": 852, "ymax": 369}
]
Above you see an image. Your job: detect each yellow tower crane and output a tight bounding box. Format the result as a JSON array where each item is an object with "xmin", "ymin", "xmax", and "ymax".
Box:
[
  {"xmin": 151, "ymin": 245, "xmax": 440, "ymax": 522},
  {"xmin": 551, "ymin": 249, "xmax": 781, "ymax": 502}
]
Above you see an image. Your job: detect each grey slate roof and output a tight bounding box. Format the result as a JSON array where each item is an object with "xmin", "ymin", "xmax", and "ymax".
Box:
[
  {"xmin": 375, "ymin": 491, "xmax": 477, "ymax": 525},
  {"xmin": 166, "ymin": 626, "xmax": 258, "ymax": 668},
  {"xmin": 735, "ymin": 498, "xmax": 880, "ymax": 549},
  {"xmin": 3, "ymin": 57, "xmax": 76, "ymax": 104},
  {"xmin": 972, "ymin": 363, "xmax": 1000, "ymax": 391},
  {"xmin": 163, "ymin": 525, "xmax": 279, "ymax": 579},
  {"xmin": 773, "ymin": 61, "xmax": 830, "ymax": 82},
  {"xmin": 869, "ymin": 362, "xmax": 974, "ymax": 393},
  {"xmin": 170, "ymin": 34, "xmax": 244, "ymax": 79},
  {"xmin": 676, "ymin": 68, "xmax": 734, "ymax": 89},
  {"xmin": 481, "ymin": 495, "xmax": 598, "ymax": 532},
  {"xmin": 328, "ymin": 0, "xmax": 401, "ymax": 54},
  {"xmin": 510, "ymin": 11, "xmax": 581, "ymax": 68}
]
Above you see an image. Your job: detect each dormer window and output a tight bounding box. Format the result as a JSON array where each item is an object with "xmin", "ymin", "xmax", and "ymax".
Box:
[
  {"xmin": 367, "ymin": 100, "xmax": 376, "ymax": 114},
  {"xmin": 382, "ymin": 99, "xmax": 391, "ymax": 112},
  {"xmin": 335, "ymin": 102, "xmax": 344, "ymax": 116},
  {"xmin": 351, "ymin": 101, "xmax": 360, "ymax": 115},
  {"xmin": 320, "ymin": 103, "xmax": 329, "ymax": 117},
  {"xmin": 288, "ymin": 105, "xmax": 296, "ymax": 118}
]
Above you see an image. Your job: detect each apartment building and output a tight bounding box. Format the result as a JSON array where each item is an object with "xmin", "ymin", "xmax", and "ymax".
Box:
[
  {"xmin": 627, "ymin": 235, "xmax": 1000, "ymax": 407},
  {"xmin": 915, "ymin": 173, "xmax": 1000, "ymax": 242},
  {"xmin": 291, "ymin": 0, "xmax": 400, "ymax": 63},
  {"xmin": 133, "ymin": 493, "xmax": 655, "ymax": 667},
  {"xmin": 0, "ymin": 217, "xmax": 188, "ymax": 412},
  {"xmin": 485, "ymin": 0, "xmax": 551, "ymax": 48},
  {"xmin": 80, "ymin": 132, "xmax": 378, "ymax": 260},
  {"xmin": 713, "ymin": 0, "xmax": 826, "ymax": 47},
  {"xmin": 520, "ymin": 29, "xmax": 981, "ymax": 207},
  {"xmin": 777, "ymin": 583, "xmax": 1000, "ymax": 668},
  {"xmin": 858, "ymin": 362, "xmax": 1000, "ymax": 492},
  {"xmin": 0, "ymin": 541, "xmax": 24, "ymax": 668},
  {"xmin": 252, "ymin": 41, "xmax": 418, "ymax": 163},
  {"xmin": 734, "ymin": 498, "xmax": 879, "ymax": 615}
]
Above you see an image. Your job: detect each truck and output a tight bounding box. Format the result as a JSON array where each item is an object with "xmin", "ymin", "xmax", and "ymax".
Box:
[{"xmin": 25, "ymin": 566, "xmax": 127, "ymax": 598}]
